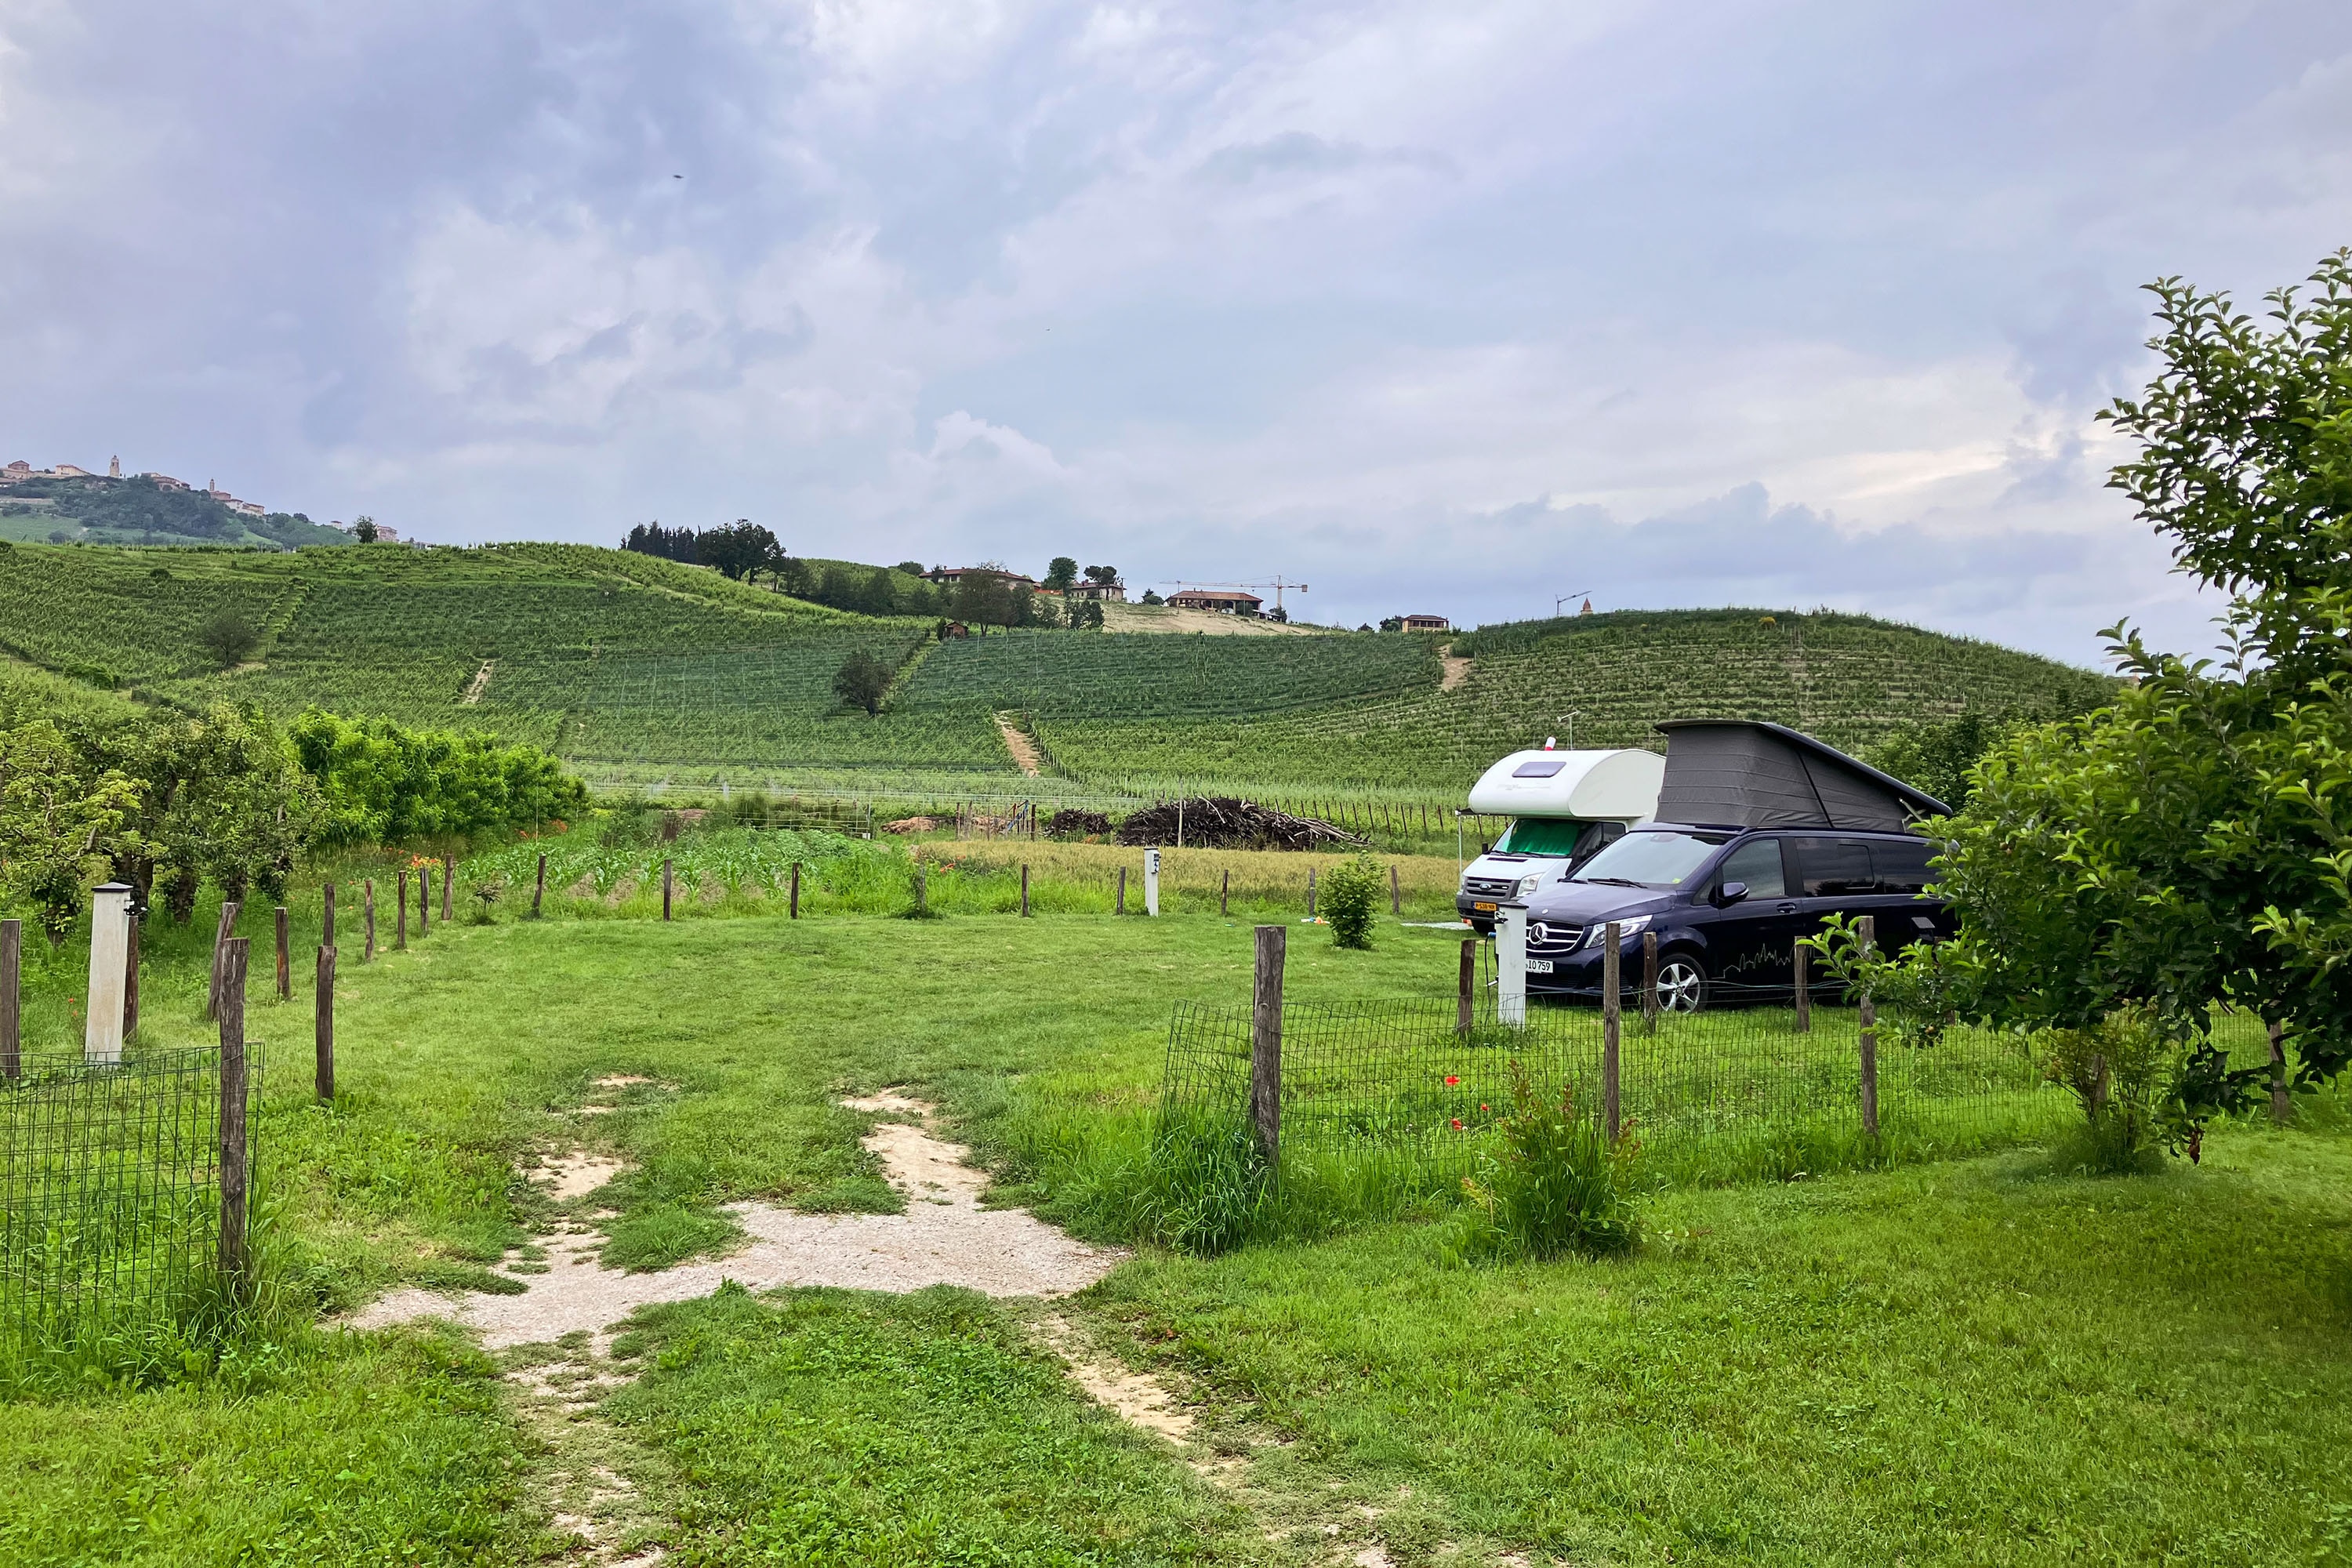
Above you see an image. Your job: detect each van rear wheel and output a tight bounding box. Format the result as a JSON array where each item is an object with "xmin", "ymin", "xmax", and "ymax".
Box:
[{"xmin": 1656, "ymin": 955, "xmax": 1708, "ymax": 1014}]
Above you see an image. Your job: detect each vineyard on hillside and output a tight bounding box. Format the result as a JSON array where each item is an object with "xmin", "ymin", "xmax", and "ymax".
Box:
[
  {"xmin": 0, "ymin": 546, "xmax": 2115, "ymax": 804},
  {"xmin": 1029, "ymin": 609, "xmax": 2118, "ymax": 796}
]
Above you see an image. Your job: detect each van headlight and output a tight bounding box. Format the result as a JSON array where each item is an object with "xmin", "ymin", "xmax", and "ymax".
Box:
[
  {"xmin": 1516, "ymin": 873, "xmax": 1542, "ymax": 895},
  {"xmin": 1583, "ymin": 914, "xmax": 1650, "ymax": 946}
]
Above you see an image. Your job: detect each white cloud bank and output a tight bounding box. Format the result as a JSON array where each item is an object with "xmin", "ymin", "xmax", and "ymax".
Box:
[{"xmin": 2, "ymin": 0, "xmax": 2349, "ymax": 662}]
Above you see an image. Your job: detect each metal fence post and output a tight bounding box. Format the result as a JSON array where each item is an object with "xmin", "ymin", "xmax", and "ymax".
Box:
[
  {"xmin": 1250, "ymin": 925, "xmax": 1286, "ymax": 1167},
  {"xmin": 1857, "ymin": 915, "xmax": 1879, "ymax": 1139},
  {"xmin": 217, "ymin": 938, "xmax": 250, "ymax": 1287},
  {"xmin": 1602, "ymin": 920, "xmax": 1622, "ymax": 1142},
  {"xmin": 1457, "ymin": 938, "xmax": 1475, "ymax": 1033},
  {"xmin": 1793, "ymin": 937, "xmax": 1811, "ymax": 1033},
  {"xmin": 789, "ymin": 862, "xmax": 801, "ymax": 919},
  {"xmin": 1, "ymin": 918, "xmax": 20, "ymax": 1080},
  {"xmin": 1642, "ymin": 929, "xmax": 1660, "ymax": 1033},
  {"xmin": 1116, "ymin": 865, "xmax": 1126, "ymax": 915},
  {"xmin": 316, "ymin": 944, "xmax": 336, "ymax": 1100},
  {"xmin": 364, "ymin": 880, "xmax": 376, "ymax": 961},
  {"xmin": 662, "ymin": 858, "xmax": 675, "ymax": 920}
]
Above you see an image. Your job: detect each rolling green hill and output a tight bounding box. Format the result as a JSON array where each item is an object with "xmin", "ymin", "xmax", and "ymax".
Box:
[
  {"xmin": 0, "ymin": 542, "xmax": 2115, "ymax": 805},
  {"xmin": 0, "ymin": 474, "xmax": 352, "ymax": 550}
]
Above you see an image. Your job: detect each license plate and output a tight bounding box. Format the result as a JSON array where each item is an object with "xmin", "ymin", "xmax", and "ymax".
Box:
[
  {"xmin": 1472, "ymin": 901, "xmax": 1497, "ymax": 912},
  {"xmin": 1525, "ymin": 959, "xmax": 1553, "ymax": 974}
]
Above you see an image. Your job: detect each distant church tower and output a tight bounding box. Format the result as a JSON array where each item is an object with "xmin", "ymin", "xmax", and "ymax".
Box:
[{"xmin": 109, "ymin": 456, "xmax": 121, "ymax": 477}]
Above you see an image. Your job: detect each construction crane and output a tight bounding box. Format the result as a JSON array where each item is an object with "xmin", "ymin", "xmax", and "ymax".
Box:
[{"xmin": 1163, "ymin": 578, "xmax": 1311, "ymax": 615}]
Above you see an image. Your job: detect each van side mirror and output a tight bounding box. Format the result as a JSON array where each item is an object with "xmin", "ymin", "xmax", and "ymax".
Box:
[{"xmin": 1716, "ymin": 880, "xmax": 1748, "ymax": 906}]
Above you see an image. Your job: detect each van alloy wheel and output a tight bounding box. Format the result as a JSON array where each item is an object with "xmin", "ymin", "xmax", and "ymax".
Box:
[{"xmin": 1656, "ymin": 956, "xmax": 1708, "ymax": 1013}]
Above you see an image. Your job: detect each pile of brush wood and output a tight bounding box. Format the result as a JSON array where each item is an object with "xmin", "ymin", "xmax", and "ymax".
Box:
[
  {"xmin": 1115, "ymin": 796, "xmax": 1366, "ymax": 851},
  {"xmin": 1044, "ymin": 808, "xmax": 1116, "ymax": 838}
]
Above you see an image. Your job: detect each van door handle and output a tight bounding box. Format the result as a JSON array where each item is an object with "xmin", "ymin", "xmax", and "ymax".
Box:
[{"xmin": 1776, "ymin": 902, "xmax": 1798, "ymax": 913}]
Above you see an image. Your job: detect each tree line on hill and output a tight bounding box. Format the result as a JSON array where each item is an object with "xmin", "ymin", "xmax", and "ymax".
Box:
[
  {"xmin": 0, "ymin": 695, "xmax": 583, "ymax": 942},
  {"xmin": 622, "ymin": 524, "xmax": 1108, "ymax": 630},
  {"xmin": 0, "ymin": 474, "xmax": 351, "ymax": 550}
]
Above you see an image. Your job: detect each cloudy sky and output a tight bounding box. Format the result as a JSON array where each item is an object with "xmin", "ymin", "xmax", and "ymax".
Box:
[{"xmin": 3, "ymin": 2, "xmax": 2347, "ymax": 662}]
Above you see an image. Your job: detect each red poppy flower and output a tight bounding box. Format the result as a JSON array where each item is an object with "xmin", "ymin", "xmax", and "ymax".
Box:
[
  {"xmin": 1443, "ymin": 1075, "xmax": 1460, "ymax": 1086},
  {"xmin": 1450, "ymin": 1118, "xmax": 1465, "ymax": 1130}
]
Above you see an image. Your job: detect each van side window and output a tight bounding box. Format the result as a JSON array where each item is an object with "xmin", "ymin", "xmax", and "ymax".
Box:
[
  {"xmin": 1870, "ymin": 838, "xmax": 1938, "ymax": 895},
  {"xmin": 1790, "ymin": 837, "xmax": 1875, "ymax": 896},
  {"xmin": 1715, "ymin": 838, "xmax": 1787, "ymax": 899}
]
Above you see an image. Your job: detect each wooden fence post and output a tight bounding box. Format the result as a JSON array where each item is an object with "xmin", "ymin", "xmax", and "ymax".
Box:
[
  {"xmin": 533, "ymin": 852, "xmax": 547, "ymax": 918},
  {"xmin": 396, "ymin": 869, "xmax": 409, "ymax": 949},
  {"xmin": 1857, "ymin": 915, "xmax": 1879, "ymax": 1139},
  {"xmin": 1306, "ymin": 868, "xmax": 1316, "ymax": 916},
  {"xmin": 1116, "ymin": 866, "xmax": 1126, "ymax": 915},
  {"xmin": 1389, "ymin": 864, "xmax": 1400, "ymax": 916},
  {"xmin": 1250, "ymin": 925, "xmax": 1286, "ymax": 1167},
  {"xmin": 316, "ymin": 945, "xmax": 336, "ymax": 1100},
  {"xmin": 1457, "ymin": 937, "xmax": 1475, "ymax": 1033},
  {"xmin": 1642, "ymin": 930, "xmax": 1659, "ymax": 1033},
  {"xmin": 662, "ymin": 858, "xmax": 675, "ymax": 920},
  {"xmin": 324, "ymin": 882, "xmax": 336, "ymax": 947},
  {"xmin": 1793, "ymin": 937, "xmax": 1810, "ymax": 1032},
  {"xmin": 217, "ymin": 938, "xmax": 250, "ymax": 1287},
  {"xmin": 274, "ymin": 906, "xmax": 292, "ymax": 1000},
  {"xmin": 441, "ymin": 858, "xmax": 454, "ymax": 921},
  {"xmin": 789, "ymin": 862, "xmax": 802, "ymax": 919},
  {"xmin": 1021, "ymin": 863, "xmax": 1030, "ymax": 917},
  {"xmin": 417, "ymin": 866, "xmax": 430, "ymax": 935},
  {"xmin": 363, "ymin": 880, "xmax": 376, "ymax": 961},
  {"xmin": 2269, "ymin": 1019, "xmax": 2291, "ymax": 1123},
  {"xmin": 1220, "ymin": 869, "xmax": 1229, "ymax": 917},
  {"xmin": 205, "ymin": 900, "xmax": 240, "ymax": 1022},
  {"xmin": 1602, "ymin": 920, "xmax": 1622, "ymax": 1142},
  {"xmin": 0, "ymin": 919, "xmax": 18, "ymax": 1081}
]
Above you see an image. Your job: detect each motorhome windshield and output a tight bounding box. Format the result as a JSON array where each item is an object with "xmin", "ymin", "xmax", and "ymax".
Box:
[
  {"xmin": 1494, "ymin": 818, "xmax": 1587, "ymax": 857},
  {"xmin": 1567, "ymin": 830, "xmax": 1728, "ymax": 887}
]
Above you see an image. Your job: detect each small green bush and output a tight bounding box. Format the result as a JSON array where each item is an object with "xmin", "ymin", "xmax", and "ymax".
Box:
[
  {"xmin": 1320, "ymin": 853, "xmax": 1385, "ymax": 949},
  {"xmin": 2042, "ymin": 1004, "xmax": 2177, "ymax": 1175},
  {"xmin": 1451, "ymin": 1059, "xmax": 1639, "ymax": 1261}
]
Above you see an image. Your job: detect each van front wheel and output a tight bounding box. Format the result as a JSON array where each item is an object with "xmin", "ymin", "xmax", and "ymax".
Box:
[{"xmin": 1656, "ymin": 955, "xmax": 1708, "ymax": 1014}]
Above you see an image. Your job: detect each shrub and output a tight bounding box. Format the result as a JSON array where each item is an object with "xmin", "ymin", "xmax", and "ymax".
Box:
[
  {"xmin": 833, "ymin": 650, "xmax": 892, "ymax": 714},
  {"xmin": 1452, "ymin": 1060, "xmax": 1639, "ymax": 1261},
  {"xmin": 1320, "ymin": 852, "xmax": 1385, "ymax": 949},
  {"xmin": 2042, "ymin": 1004, "xmax": 2179, "ymax": 1174}
]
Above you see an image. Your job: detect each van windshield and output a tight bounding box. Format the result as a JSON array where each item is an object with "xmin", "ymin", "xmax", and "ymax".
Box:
[
  {"xmin": 1494, "ymin": 818, "xmax": 1587, "ymax": 857},
  {"xmin": 1568, "ymin": 830, "xmax": 1727, "ymax": 887}
]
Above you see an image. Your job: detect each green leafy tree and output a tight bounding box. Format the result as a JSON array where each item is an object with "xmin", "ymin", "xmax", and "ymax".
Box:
[
  {"xmin": 1863, "ymin": 710, "xmax": 2014, "ymax": 811},
  {"xmin": 1043, "ymin": 557, "xmax": 1079, "ymax": 591},
  {"xmin": 833, "ymin": 651, "xmax": 893, "ymax": 714},
  {"xmin": 1083, "ymin": 564, "xmax": 1119, "ymax": 588},
  {"xmin": 353, "ymin": 514, "xmax": 379, "ymax": 543},
  {"xmin": 1319, "ymin": 853, "xmax": 1385, "ymax": 949},
  {"xmin": 696, "ymin": 520, "xmax": 786, "ymax": 582},
  {"xmin": 0, "ymin": 719, "xmax": 139, "ymax": 941},
  {"xmin": 198, "ymin": 607, "xmax": 260, "ymax": 667},
  {"xmin": 286, "ymin": 710, "xmax": 586, "ymax": 846},
  {"xmin": 1833, "ymin": 249, "xmax": 2352, "ymax": 1139}
]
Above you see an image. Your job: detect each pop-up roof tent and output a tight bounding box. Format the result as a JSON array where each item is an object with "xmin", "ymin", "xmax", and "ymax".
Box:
[
  {"xmin": 1652, "ymin": 720, "xmax": 1951, "ymax": 833},
  {"xmin": 1467, "ymin": 748, "xmax": 1666, "ymax": 821}
]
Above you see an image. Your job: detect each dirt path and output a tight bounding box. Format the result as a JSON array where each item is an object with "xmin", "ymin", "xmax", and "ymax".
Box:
[
  {"xmin": 994, "ymin": 713, "xmax": 1044, "ymax": 776},
  {"xmin": 350, "ymin": 1097, "xmax": 1120, "ymax": 1347},
  {"xmin": 461, "ymin": 659, "xmax": 495, "ymax": 705},
  {"xmin": 1439, "ymin": 644, "xmax": 1472, "ymax": 691}
]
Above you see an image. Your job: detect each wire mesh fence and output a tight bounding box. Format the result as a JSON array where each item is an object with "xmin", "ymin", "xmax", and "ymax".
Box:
[
  {"xmin": 1162, "ymin": 989, "xmax": 2091, "ymax": 1186},
  {"xmin": 0, "ymin": 1044, "xmax": 256, "ymax": 1357}
]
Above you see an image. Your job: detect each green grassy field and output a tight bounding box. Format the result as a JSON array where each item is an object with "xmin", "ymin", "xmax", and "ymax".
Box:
[
  {"xmin": 2, "ymin": 893, "xmax": 2346, "ymax": 1564},
  {"xmin": 0, "ymin": 543, "xmax": 2112, "ymax": 806}
]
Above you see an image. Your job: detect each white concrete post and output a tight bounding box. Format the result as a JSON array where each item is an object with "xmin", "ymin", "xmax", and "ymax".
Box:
[
  {"xmin": 1497, "ymin": 903, "xmax": 1528, "ymax": 1026},
  {"xmin": 1144, "ymin": 847, "xmax": 1161, "ymax": 916},
  {"xmin": 85, "ymin": 881, "xmax": 132, "ymax": 1064}
]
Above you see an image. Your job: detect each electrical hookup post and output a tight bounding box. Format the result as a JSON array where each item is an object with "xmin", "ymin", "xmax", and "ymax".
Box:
[
  {"xmin": 86, "ymin": 881, "xmax": 135, "ymax": 1064},
  {"xmin": 1145, "ymin": 848, "xmax": 1161, "ymax": 917},
  {"xmin": 1496, "ymin": 902, "xmax": 1530, "ymax": 1026}
]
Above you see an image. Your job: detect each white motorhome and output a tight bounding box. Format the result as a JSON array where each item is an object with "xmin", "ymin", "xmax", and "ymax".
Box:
[{"xmin": 1455, "ymin": 746, "xmax": 1665, "ymax": 931}]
